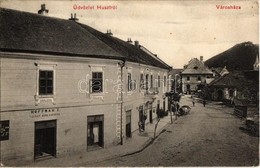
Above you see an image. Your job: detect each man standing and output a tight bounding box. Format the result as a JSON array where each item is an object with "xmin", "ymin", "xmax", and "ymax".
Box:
[
  {"xmin": 176, "ymin": 102, "xmax": 180, "ymax": 112},
  {"xmin": 203, "ymin": 99, "xmax": 206, "ymax": 107},
  {"xmin": 192, "ymin": 98, "xmax": 195, "ymax": 107}
]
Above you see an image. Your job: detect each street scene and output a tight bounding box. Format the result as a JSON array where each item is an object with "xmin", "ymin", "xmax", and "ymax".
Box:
[
  {"xmin": 0, "ymin": 0, "xmax": 259, "ymax": 167},
  {"xmin": 84, "ymin": 95, "xmax": 259, "ymax": 167}
]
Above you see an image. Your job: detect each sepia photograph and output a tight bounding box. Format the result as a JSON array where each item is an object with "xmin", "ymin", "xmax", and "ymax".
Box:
[{"xmin": 0, "ymin": 0, "xmax": 259, "ymax": 167}]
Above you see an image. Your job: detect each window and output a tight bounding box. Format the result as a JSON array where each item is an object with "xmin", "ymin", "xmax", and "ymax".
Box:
[
  {"xmin": 145, "ymin": 74, "xmax": 149, "ymax": 91},
  {"xmin": 0, "ymin": 120, "xmax": 9, "ymax": 141},
  {"xmin": 92, "ymin": 72, "xmax": 103, "ymax": 93},
  {"xmin": 197, "ymin": 76, "xmax": 201, "ymax": 81},
  {"xmin": 128, "ymin": 73, "xmax": 132, "ymax": 91},
  {"xmin": 39, "ymin": 70, "xmax": 53, "ymax": 95},
  {"xmin": 158, "ymin": 75, "xmax": 161, "ymax": 87},
  {"xmin": 164, "ymin": 76, "xmax": 166, "ymax": 87},
  {"xmin": 187, "ymin": 76, "xmax": 190, "ymax": 81},
  {"xmin": 140, "ymin": 74, "xmax": 144, "ymax": 90},
  {"xmin": 150, "ymin": 75, "xmax": 153, "ymax": 88}
]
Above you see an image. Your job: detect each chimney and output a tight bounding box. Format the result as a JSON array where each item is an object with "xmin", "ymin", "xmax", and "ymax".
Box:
[
  {"xmin": 200, "ymin": 56, "xmax": 203, "ymax": 62},
  {"xmin": 134, "ymin": 40, "xmax": 139, "ymax": 47},
  {"xmin": 106, "ymin": 29, "xmax": 113, "ymax": 36},
  {"xmin": 127, "ymin": 38, "xmax": 133, "ymax": 44},
  {"xmin": 69, "ymin": 13, "xmax": 79, "ymax": 21},
  {"xmin": 38, "ymin": 4, "xmax": 49, "ymax": 15}
]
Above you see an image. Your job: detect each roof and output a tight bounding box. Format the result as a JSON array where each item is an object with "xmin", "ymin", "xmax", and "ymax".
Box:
[
  {"xmin": 211, "ymin": 67, "xmax": 223, "ymax": 75},
  {"xmin": 208, "ymin": 72, "xmax": 244, "ymax": 88},
  {"xmin": 181, "ymin": 58, "xmax": 213, "ymax": 74},
  {"xmin": 219, "ymin": 66, "xmax": 229, "ymax": 76},
  {"xmin": 77, "ymin": 23, "xmax": 171, "ymax": 69},
  {"xmin": 0, "ymin": 8, "xmax": 122, "ymax": 59},
  {"xmin": 169, "ymin": 69, "xmax": 183, "ymax": 76},
  {"xmin": 205, "ymin": 78, "xmax": 214, "ymax": 84},
  {"xmin": 0, "ymin": 8, "xmax": 171, "ymax": 70}
]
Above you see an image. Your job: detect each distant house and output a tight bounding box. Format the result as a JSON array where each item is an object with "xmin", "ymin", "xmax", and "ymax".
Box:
[
  {"xmin": 181, "ymin": 56, "xmax": 214, "ymax": 94},
  {"xmin": 207, "ymin": 71, "xmax": 240, "ymax": 101},
  {"xmin": 207, "ymin": 54, "xmax": 259, "ymax": 104},
  {"xmin": 0, "ymin": 7, "xmax": 171, "ymax": 165}
]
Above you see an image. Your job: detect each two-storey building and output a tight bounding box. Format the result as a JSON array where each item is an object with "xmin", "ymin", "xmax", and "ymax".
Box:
[
  {"xmin": 0, "ymin": 7, "xmax": 171, "ymax": 165},
  {"xmin": 181, "ymin": 56, "xmax": 214, "ymax": 94}
]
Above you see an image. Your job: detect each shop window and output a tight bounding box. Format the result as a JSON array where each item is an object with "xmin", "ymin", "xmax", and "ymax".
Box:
[{"xmin": 0, "ymin": 120, "xmax": 9, "ymax": 141}]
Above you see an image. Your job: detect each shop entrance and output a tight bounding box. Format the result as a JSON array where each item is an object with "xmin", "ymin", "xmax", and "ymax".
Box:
[
  {"xmin": 149, "ymin": 110, "xmax": 153, "ymax": 123},
  {"xmin": 87, "ymin": 115, "xmax": 104, "ymax": 150},
  {"xmin": 126, "ymin": 111, "xmax": 131, "ymax": 138},
  {"xmin": 34, "ymin": 120, "xmax": 56, "ymax": 159}
]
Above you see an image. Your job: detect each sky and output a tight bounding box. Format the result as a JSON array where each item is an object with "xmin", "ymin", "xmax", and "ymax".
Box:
[{"xmin": 1, "ymin": 0, "xmax": 259, "ymax": 68}]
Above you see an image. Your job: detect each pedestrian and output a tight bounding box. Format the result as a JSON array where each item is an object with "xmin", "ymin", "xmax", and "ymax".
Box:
[
  {"xmin": 203, "ymin": 99, "xmax": 206, "ymax": 107},
  {"xmin": 171, "ymin": 103, "xmax": 177, "ymax": 120},
  {"xmin": 192, "ymin": 98, "xmax": 195, "ymax": 107},
  {"xmin": 138, "ymin": 121, "xmax": 143, "ymax": 133},
  {"xmin": 176, "ymin": 102, "xmax": 180, "ymax": 112}
]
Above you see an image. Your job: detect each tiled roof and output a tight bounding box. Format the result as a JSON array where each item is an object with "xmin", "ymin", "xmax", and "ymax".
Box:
[
  {"xmin": 0, "ymin": 8, "xmax": 171, "ymax": 70},
  {"xmin": 208, "ymin": 73, "xmax": 244, "ymax": 87},
  {"xmin": 0, "ymin": 8, "xmax": 122, "ymax": 59},
  {"xmin": 182, "ymin": 58, "xmax": 213, "ymax": 74},
  {"xmin": 77, "ymin": 23, "xmax": 171, "ymax": 69}
]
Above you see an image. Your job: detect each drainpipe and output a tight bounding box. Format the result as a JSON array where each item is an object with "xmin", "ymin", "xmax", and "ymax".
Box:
[{"xmin": 118, "ymin": 59, "xmax": 125, "ymax": 145}]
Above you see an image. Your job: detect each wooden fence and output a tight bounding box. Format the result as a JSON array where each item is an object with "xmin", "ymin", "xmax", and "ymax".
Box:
[{"xmin": 234, "ymin": 105, "xmax": 247, "ymax": 118}]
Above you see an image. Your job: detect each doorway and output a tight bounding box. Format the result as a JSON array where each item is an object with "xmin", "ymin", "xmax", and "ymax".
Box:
[
  {"xmin": 186, "ymin": 84, "xmax": 190, "ymax": 94},
  {"xmin": 87, "ymin": 115, "xmax": 104, "ymax": 150},
  {"xmin": 126, "ymin": 111, "xmax": 131, "ymax": 138},
  {"xmin": 149, "ymin": 110, "xmax": 153, "ymax": 123},
  {"xmin": 34, "ymin": 120, "xmax": 56, "ymax": 159},
  {"xmin": 217, "ymin": 90, "xmax": 224, "ymax": 101},
  {"xmin": 163, "ymin": 99, "xmax": 165, "ymax": 112}
]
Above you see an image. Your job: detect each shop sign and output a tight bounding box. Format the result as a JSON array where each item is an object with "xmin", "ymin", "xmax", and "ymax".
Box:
[{"xmin": 30, "ymin": 108, "xmax": 60, "ymax": 118}]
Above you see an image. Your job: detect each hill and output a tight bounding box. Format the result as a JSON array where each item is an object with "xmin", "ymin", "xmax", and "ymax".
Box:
[{"xmin": 205, "ymin": 42, "xmax": 259, "ymax": 71}]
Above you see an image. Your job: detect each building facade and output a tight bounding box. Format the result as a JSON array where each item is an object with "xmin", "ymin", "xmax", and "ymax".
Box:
[
  {"xmin": 181, "ymin": 56, "xmax": 214, "ymax": 94},
  {"xmin": 0, "ymin": 8, "xmax": 171, "ymax": 165}
]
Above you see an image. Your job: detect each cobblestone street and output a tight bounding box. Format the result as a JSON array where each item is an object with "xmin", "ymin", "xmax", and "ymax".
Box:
[{"xmin": 85, "ymin": 95, "xmax": 259, "ymax": 167}]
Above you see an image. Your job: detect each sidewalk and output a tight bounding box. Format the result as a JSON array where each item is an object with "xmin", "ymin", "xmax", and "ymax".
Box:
[{"xmin": 24, "ymin": 115, "xmax": 172, "ymax": 167}]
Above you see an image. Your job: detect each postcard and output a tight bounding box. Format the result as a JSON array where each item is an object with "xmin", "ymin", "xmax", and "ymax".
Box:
[{"xmin": 0, "ymin": 0, "xmax": 259, "ymax": 167}]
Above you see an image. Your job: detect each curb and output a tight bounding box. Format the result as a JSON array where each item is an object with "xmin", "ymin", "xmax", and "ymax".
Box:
[
  {"xmin": 120, "ymin": 120, "xmax": 172, "ymax": 157},
  {"xmin": 71, "ymin": 120, "xmax": 172, "ymax": 166}
]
